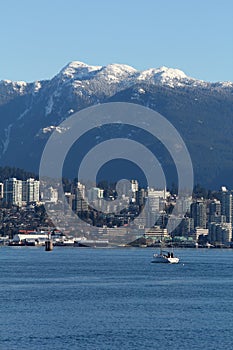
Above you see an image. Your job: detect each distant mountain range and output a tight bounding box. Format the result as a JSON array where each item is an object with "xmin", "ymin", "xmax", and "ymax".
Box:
[{"xmin": 0, "ymin": 61, "xmax": 232, "ymax": 188}]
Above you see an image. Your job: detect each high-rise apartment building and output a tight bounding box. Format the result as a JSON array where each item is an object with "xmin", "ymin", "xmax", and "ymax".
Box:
[
  {"xmin": 3, "ymin": 177, "xmax": 40, "ymax": 205},
  {"xmin": 146, "ymin": 188, "xmax": 166, "ymax": 227},
  {"xmin": 74, "ymin": 182, "xmax": 88, "ymax": 212},
  {"xmin": 22, "ymin": 178, "xmax": 40, "ymax": 203},
  {"xmin": 220, "ymin": 187, "xmax": 232, "ymax": 224},
  {"xmin": 0, "ymin": 182, "xmax": 4, "ymax": 199},
  {"xmin": 131, "ymin": 180, "xmax": 139, "ymax": 203},
  {"xmin": 4, "ymin": 178, "xmax": 23, "ymax": 206},
  {"xmin": 208, "ymin": 222, "xmax": 232, "ymax": 244},
  {"xmin": 190, "ymin": 200, "xmax": 207, "ymax": 228},
  {"xmin": 87, "ymin": 187, "xmax": 104, "ymax": 202}
]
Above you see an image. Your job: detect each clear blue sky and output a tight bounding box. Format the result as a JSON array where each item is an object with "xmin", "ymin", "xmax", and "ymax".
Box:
[{"xmin": 1, "ymin": 0, "xmax": 232, "ymax": 82}]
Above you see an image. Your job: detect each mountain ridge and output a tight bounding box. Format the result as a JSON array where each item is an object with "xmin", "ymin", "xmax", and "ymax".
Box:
[
  {"xmin": 0, "ymin": 61, "xmax": 232, "ymax": 189},
  {"xmin": 2, "ymin": 61, "xmax": 233, "ymax": 87}
]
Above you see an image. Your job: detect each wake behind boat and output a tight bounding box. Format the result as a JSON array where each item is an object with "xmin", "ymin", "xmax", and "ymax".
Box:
[{"xmin": 151, "ymin": 249, "xmax": 179, "ymax": 264}]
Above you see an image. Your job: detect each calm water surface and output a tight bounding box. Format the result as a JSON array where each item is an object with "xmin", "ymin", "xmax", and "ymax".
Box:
[{"xmin": 0, "ymin": 247, "xmax": 233, "ymax": 350}]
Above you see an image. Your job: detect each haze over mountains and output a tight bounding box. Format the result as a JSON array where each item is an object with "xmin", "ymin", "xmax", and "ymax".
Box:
[{"xmin": 0, "ymin": 61, "xmax": 232, "ymax": 188}]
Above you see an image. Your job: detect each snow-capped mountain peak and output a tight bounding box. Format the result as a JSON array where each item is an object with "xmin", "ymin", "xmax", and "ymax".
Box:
[
  {"xmin": 99, "ymin": 63, "xmax": 137, "ymax": 75},
  {"xmin": 138, "ymin": 66, "xmax": 192, "ymax": 87},
  {"xmin": 56, "ymin": 61, "xmax": 202, "ymax": 89},
  {"xmin": 155, "ymin": 66, "xmax": 188, "ymax": 78},
  {"xmin": 0, "ymin": 79, "xmax": 28, "ymax": 92},
  {"xmin": 59, "ymin": 61, "xmax": 138, "ymax": 83},
  {"xmin": 59, "ymin": 61, "xmax": 102, "ymax": 80},
  {"xmin": 96, "ymin": 63, "xmax": 138, "ymax": 83}
]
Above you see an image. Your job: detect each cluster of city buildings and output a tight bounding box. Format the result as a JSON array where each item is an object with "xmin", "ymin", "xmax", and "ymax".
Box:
[
  {"xmin": 54, "ymin": 180, "xmax": 233, "ymax": 247},
  {"xmin": 0, "ymin": 178, "xmax": 40, "ymax": 206},
  {"xmin": 0, "ymin": 177, "xmax": 232, "ymax": 247},
  {"xmin": 190, "ymin": 187, "xmax": 232, "ymax": 246}
]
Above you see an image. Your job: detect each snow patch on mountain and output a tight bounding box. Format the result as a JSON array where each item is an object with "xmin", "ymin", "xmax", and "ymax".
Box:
[
  {"xmin": 33, "ymin": 81, "xmax": 42, "ymax": 93},
  {"xmin": 0, "ymin": 79, "xmax": 28, "ymax": 95},
  {"xmin": 2, "ymin": 124, "xmax": 13, "ymax": 155},
  {"xmin": 13, "ymin": 80, "xmax": 27, "ymax": 92},
  {"xmin": 17, "ymin": 108, "xmax": 30, "ymax": 121},
  {"xmin": 138, "ymin": 88, "xmax": 146, "ymax": 94},
  {"xmin": 45, "ymin": 95, "xmax": 54, "ymax": 116},
  {"xmin": 42, "ymin": 125, "xmax": 69, "ymax": 134},
  {"xmin": 212, "ymin": 81, "xmax": 233, "ymax": 88},
  {"xmin": 36, "ymin": 125, "xmax": 71, "ymax": 138}
]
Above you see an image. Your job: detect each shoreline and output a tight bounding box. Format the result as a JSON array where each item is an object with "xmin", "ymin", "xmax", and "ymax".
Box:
[{"xmin": 1, "ymin": 243, "xmax": 233, "ymax": 249}]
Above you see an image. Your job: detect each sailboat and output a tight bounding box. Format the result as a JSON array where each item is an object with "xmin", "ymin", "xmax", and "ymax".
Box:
[{"xmin": 151, "ymin": 248, "xmax": 179, "ymax": 264}]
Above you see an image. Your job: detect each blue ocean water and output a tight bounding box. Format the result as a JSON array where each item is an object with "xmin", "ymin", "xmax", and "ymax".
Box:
[{"xmin": 0, "ymin": 247, "xmax": 233, "ymax": 350}]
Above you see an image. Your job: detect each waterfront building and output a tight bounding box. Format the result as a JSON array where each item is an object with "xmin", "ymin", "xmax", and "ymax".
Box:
[
  {"xmin": 13, "ymin": 231, "xmax": 49, "ymax": 243},
  {"xmin": 145, "ymin": 226, "xmax": 169, "ymax": 241},
  {"xmin": 208, "ymin": 222, "xmax": 232, "ymax": 244},
  {"xmin": 194, "ymin": 228, "xmax": 209, "ymax": 242}
]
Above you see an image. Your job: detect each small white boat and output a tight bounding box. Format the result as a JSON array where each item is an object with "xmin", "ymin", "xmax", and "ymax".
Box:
[{"xmin": 151, "ymin": 249, "xmax": 179, "ymax": 264}]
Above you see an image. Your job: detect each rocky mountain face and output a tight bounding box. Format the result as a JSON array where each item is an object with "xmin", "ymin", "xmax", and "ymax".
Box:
[{"xmin": 0, "ymin": 61, "xmax": 232, "ymax": 188}]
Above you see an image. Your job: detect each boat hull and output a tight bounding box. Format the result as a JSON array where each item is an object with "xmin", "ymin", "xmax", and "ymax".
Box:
[{"xmin": 152, "ymin": 254, "xmax": 179, "ymax": 264}]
